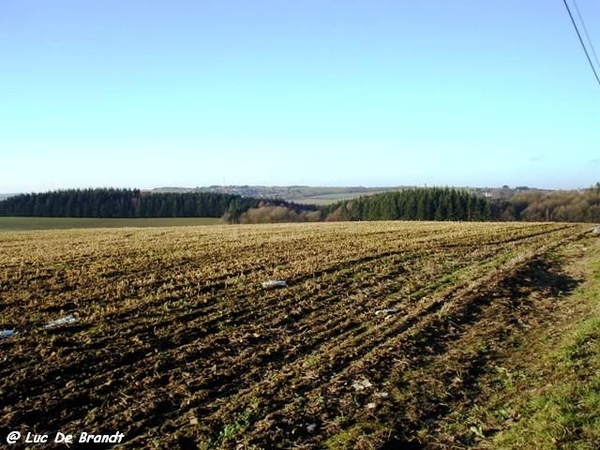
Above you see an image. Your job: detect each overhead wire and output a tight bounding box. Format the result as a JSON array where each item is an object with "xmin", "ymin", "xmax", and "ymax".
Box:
[
  {"xmin": 572, "ymin": 0, "xmax": 600, "ymax": 70},
  {"xmin": 561, "ymin": 0, "xmax": 600, "ymax": 88}
]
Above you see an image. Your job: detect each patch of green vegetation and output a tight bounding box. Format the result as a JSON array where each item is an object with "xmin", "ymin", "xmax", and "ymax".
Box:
[
  {"xmin": 325, "ymin": 421, "xmax": 388, "ymax": 450},
  {"xmin": 325, "ymin": 425, "xmax": 364, "ymax": 450},
  {"xmin": 491, "ymin": 260, "xmax": 600, "ymax": 449},
  {"xmin": 204, "ymin": 408, "xmax": 255, "ymax": 449},
  {"xmin": 0, "ymin": 216, "xmax": 220, "ymax": 231}
]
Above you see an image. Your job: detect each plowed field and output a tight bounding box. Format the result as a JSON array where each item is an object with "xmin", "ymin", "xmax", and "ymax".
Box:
[{"xmin": 0, "ymin": 221, "xmax": 594, "ymax": 449}]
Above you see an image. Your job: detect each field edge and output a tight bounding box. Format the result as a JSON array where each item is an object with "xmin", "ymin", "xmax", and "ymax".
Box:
[
  {"xmin": 421, "ymin": 236, "xmax": 600, "ymax": 449},
  {"xmin": 488, "ymin": 245, "xmax": 600, "ymax": 449}
]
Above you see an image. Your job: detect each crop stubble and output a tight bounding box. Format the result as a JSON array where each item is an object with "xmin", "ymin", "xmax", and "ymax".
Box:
[{"xmin": 0, "ymin": 221, "xmax": 591, "ymax": 448}]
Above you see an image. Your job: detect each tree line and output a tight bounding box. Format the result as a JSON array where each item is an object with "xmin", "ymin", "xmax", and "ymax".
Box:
[
  {"xmin": 491, "ymin": 184, "xmax": 600, "ymax": 222},
  {"xmin": 1, "ymin": 185, "xmax": 599, "ymax": 223},
  {"xmin": 324, "ymin": 187, "xmax": 492, "ymax": 221},
  {"xmin": 322, "ymin": 185, "xmax": 600, "ymax": 223},
  {"xmin": 0, "ymin": 188, "xmax": 316, "ymax": 220}
]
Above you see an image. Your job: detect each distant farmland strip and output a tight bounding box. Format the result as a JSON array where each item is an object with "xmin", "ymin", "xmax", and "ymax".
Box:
[{"xmin": 0, "ymin": 217, "xmax": 220, "ymax": 231}]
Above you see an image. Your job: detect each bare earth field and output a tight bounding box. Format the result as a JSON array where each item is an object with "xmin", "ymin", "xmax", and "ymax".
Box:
[{"xmin": 0, "ymin": 221, "xmax": 597, "ymax": 449}]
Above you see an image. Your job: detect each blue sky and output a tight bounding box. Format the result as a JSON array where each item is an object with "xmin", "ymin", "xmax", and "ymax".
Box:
[{"xmin": 1, "ymin": 0, "xmax": 599, "ymax": 192}]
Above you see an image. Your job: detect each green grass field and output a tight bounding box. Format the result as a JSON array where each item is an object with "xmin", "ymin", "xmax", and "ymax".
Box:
[{"xmin": 0, "ymin": 216, "xmax": 220, "ymax": 231}]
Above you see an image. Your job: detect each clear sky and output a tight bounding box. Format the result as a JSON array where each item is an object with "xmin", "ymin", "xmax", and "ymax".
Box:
[{"xmin": 1, "ymin": 0, "xmax": 599, "ymax": 193}]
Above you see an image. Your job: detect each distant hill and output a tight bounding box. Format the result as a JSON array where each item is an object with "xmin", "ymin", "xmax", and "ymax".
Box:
[
  {"xmin": 151, "ymin": 185, "xmax": 414, "ymax": 205},
  {"xmin": 150, "ymin": 185, "xmax": 555, "ymax": 205},
  {"xmin": 1, "ymin": 186, "xmax": 555, "ymax": 206}
]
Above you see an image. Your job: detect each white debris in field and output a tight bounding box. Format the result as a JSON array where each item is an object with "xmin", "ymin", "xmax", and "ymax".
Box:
[
  {"xmin": 374, "ymin": 391, "xmax": 389, "ymax": 399},
  {"xmin": 366, "ymin": 402, "xmax": 377, "ymax": 410},
  {"xmin": 375, "ymin": 306, "xmax": 399, "ymax": 316},
  {"xmin": 306, "ymin": 423, "xmax": 317, "ymax": 433},
  {"xmin": 0, "ymin": 330, "xmax": 16, "ymax": 339},
  {"xmin": 593, "ymin": 226, "xmax": 600, "ymax": 235},
  {"xmin": 44, "ymin": 314, "xmax": 77, "ymax": 329},
  {"xmin": 352, "ymin": 378, "xmax": 373, "ymax": 391},
  {"xmin": 261, "ymin": 280, "xmax": 287, "ymax": 289}
]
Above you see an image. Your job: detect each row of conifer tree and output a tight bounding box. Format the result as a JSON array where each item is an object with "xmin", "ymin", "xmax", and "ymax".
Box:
[
  {"xmin": 1, "ymin": 186, "xmax": 599, "ymax": 223},
  {"xmin": 0, "ymin": 189, "xmax": 258, "ymax": 219},
  {"xmin": 324, "ymin": 188, "xmax": 492, "ymax": 221}
]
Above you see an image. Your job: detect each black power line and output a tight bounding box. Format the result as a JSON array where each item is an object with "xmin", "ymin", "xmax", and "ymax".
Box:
[
  {"xmin": 572, "ymin": 0, "xmax": 600, "ymax": 69},
  {"xmin": 562, "ymin": 0, "xmax": 600, "ymax": 88}
]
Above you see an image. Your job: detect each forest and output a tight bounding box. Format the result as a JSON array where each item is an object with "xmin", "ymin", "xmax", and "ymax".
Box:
[
  {"xmin": 0, "ymin": 185, "xmax": 599, "ymax": 223},
  {"xmin": 0, "ymin": 188, "xmax": 314, "ymax": 221},
  {"xmin": 491, "ymin": 185, "xmax": 600, "ymax": 222},
  {"xmin": 324, "ymin": 187, "xmax": 492, "ymax": 221}
]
